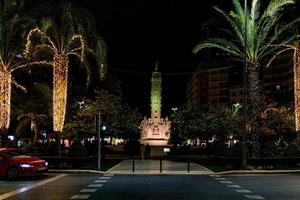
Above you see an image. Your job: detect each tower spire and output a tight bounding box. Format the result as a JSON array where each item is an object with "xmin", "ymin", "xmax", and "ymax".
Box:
[{"xmin": 155, "ymin": 61, "xmax": 159, "ymax": 71}]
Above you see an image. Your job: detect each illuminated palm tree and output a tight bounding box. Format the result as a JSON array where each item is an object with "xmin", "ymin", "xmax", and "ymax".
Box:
[
  {"xmin": 0, "ymin": 0, "xmax": 34, "ymax": 145},
  {"xmin": 193, "ymin": 0, "xmax": 297, "ymax": 157},
  {"xmin": 25, "ymin": 21, "xmax": 84, "ymax": 133}
]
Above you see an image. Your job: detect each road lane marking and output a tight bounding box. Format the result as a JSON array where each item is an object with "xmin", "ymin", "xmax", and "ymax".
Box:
[
  {"xmin": 99, "ymin": 177, "xmax": 111, "ymax": 180},
  {"xmin": 94, "ymin": 180, "xmax": 107, "ymax": 183},
  {"xmin": 0, "ymin": 174, "xmax": 67, "ymax": 200},
  {"xmin": 80, "ymin": 189, "xmax": 98, "ymax": 193},
  {"xmin": 88, "ymin": 184, "xmax": 103, "ymax": 188},
  {"xmin": 244, "ymin": 195, "xmax": 265, "ymax": 199},
  {"xmin": 235, "ymin": 189, "xmax": 252, "ymax": 194},
  {"xmin": 70, "ymin": 194, "xmax": 90, "ymax": 199},
  {"xmin": 104, "ymin": 174, "xmax": 114, "ymax": 177},
  {"xmin": 215, "ymin": 178, "xmax": 226, "ymax": 180},
  {"xmin": 226, "ymin": 184, "xmax": 242, "ymax": 188},
  {"xmin": 220, "ymin": 181, "xmax": 233, "ymax": 184}
]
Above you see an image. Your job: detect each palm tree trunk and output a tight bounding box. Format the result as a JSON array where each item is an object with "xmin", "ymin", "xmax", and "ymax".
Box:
[
  {"xmin": 0, "ymin": 69, "xmax": 11, "ymax": 147},
  {"xmin": 293, "ymin": 49, "xmax": 300, "ymax": 141},
  {"xmin": 248, "ymin": 62, "xmax": 264, "ymax": 158},
  {"xmin": 32, "ymin": 120, "xmax": 39, "ymax": 144},
  {"xmin": 53, "ymin": 54, "xmax": 68, "ymax": 132}
]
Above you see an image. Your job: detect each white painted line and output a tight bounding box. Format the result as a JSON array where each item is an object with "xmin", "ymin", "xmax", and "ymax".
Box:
[
  {"xmin": 99, "ymin": 177, "xmax": 111, "ymax": 180},
  {"xmin": 226, "ymin": 184, "xmax": 242, "ymax": 188},
  {"xmin": 220, "ymin": 181, "xmax": 233, "ymax": 184},
  {"xmin": 80, "ymin": 189, "xmax": 98, "ymax": 193},
  {"xmin": 88, "ymin": 184, "xmax": 103, "ymax": 188},
  {"xmin": 210, "ymin": 175, "xmax": 220, "ymax": 178},
  {"xmin": 244, "ymin": 195, "xmax": 265, "ymax": 199},
  {"xmin": 215, "ymin": 178, "xmax": 226, "ymax": 180},
  {"xmin": 0, "ymin": 174, "xmax": 67, "ymax": 200},
  {"xmin": 235, "ymin": 189, "xmax": 252, "ymax": 194},
  {"xmin": 70, "ymin": 194, "xmax": 90, "ymax": 199},
  {"xmin": 94, "ymin": 180, "xmax": 107, "ymax": 183},
  {"xmin": 104, "ymin": 174, "xmax": 114, "ymax": 177}
]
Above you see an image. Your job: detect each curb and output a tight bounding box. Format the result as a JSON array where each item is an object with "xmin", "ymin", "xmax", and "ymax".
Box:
[
  {"xmin": 215, "ymin": 170, "xmax": 300, "ymax": 175},
  {"xmin": 48, "ymin": 169, "xmax": 106, "ymax": 174}
]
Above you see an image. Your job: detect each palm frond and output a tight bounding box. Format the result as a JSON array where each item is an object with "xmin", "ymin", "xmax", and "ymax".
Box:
[{"xmin": 193, "ymin": 38, "xmax": 243, "ymax": 59}]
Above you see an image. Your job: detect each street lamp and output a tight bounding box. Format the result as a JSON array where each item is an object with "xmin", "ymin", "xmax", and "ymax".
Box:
[
  {"xmin": 171, "ymin": 107, "xmax": 178, "ymax": 113},
  {"xmin": 77, "ymin": 101, "xmax": 85, "ymax": 109}
]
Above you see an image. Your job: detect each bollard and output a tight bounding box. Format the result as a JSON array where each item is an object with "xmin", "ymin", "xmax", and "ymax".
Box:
[
  {"xmin": 160, "ymin": 159, "xmax": 162, "ymax": 173},
  {"xmin": 132, "ymin": 158, "xmax": 135, "ymax": 172},
  {"xmin": 187, "ymin": 160, "xmax": 190, "ymax": 173}
]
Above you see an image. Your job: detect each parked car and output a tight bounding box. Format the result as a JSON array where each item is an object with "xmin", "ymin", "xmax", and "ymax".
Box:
[{"xmin": 0, "ymin": 148, "xmax": 48, "ymax": 179}]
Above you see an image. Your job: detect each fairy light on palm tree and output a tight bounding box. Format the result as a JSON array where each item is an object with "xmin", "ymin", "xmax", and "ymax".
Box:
[
  {"xmin": 25, "ymin": 25, "xmax": 84, "ymax": 132},
  {"xmin": 0, "ymin": 0, "xmax": 33, "ymax": 143}
]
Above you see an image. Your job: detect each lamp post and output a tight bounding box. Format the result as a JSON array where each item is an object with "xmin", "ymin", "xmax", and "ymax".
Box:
[
  {"xmin": 242, "ymin": 0, "xmax": 248, "ymax": 169},
  {"xmin": 96, "ymin": 113, "xmax": 101, "ymax": 171}
]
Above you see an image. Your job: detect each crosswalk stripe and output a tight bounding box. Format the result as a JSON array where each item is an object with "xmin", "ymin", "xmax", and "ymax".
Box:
[
  {"xmin": 235, "ymin": 189, "xmax": 252, "ymax": 194},
  {"xmin": 226, "ymin": 184, "xmax": 242, "ymax": 188},
  {"xmin": 80, "ymin": 189, "xmax": 98, "ymax": 193},
  {"xmin": 88, "ymin": 184, "xmax": 103, "ymax": 188},
  {"xmin": 220, "ymin": 181, "xmax": 233, "ymax": 184},
  {"xmin": 70, "ymin": 195, "xmax": 90, "ymax": 199},
  {"xmin": 215, "ymin": 178, "xmax": 226, "ymax": 180},
  {"xmin": 244, "ymin": 195, "xmax": 265, "ymax": 199},
  {"xmin": 94, "ymin": 180, "xmax": 107, "ymax": 183},
  {"xmin": 99, "ymin": 177, "xmax": 111, "ymax": 180}
]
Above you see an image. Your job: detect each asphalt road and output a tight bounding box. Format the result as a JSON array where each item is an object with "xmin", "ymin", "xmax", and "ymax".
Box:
[{"xmin": 1, "ymin": 173, "xmax": 300, "ymax": 200}]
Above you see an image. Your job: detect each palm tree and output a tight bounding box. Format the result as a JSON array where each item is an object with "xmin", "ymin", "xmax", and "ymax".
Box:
[
  {"xmin": 25, "ymin": 22, "xmax": 84, "ymax": 133},
  {"xmin": 0, "ymin": 0, "xmax": 34, "ymax": 146},
  {"xmin": 15, "ymin": 113, "xmax": 49, "ymax": 144},
  {"xmin": 193, "ymin": 0, "xmax": 297, "ymax": 157},
  {"xmin": 25, "ymin": 0, "xmax": 107, "ymax": 133}
]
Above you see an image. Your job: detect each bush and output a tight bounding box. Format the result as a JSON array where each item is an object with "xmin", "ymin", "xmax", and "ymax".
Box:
[
  {"xmin": 46, "ymin": 141, "xmax": 59, "ymax": 156},
  {"xmin": 283, "ymin": 142, "xmax": 300, "ymax": 157},
  {"xmin": 69, "ymin": 140, "xmax": 86, "ymax": 157}
]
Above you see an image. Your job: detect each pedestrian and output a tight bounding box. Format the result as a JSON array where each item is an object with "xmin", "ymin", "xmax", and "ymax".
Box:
[{"xmin": 145, "ymin": 143, "xmax": 151, "ymax": 159}]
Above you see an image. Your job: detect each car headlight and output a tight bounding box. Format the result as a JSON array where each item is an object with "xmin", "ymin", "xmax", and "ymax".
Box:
[{"xmin": 20, "ymin": 164, "xmax": 33, "ymax": 168}]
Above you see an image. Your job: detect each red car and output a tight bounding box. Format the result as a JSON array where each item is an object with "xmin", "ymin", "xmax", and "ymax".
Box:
[{"xmin": 0, "ymin": 149, "xmax": 48, "ymax": 179}]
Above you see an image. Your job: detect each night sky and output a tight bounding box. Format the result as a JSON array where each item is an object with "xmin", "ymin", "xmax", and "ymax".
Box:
[
  {"xmin": 76, "ymin": 0, "xmax": 296, "ymax": 116},
  {"xmin": 75, "ymin": 0, "xmax": 231, "ymax": 116}
]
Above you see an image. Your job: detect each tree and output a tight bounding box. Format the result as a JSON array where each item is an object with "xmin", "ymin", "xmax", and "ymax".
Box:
[
  {"xmin": 0, "ymin": 0, "xmax": 34, "ymax": 146},
  {"xmin": 193, "ymin": 0, "xmax": 297, "ymax": 157},
  {"xmin": 25, "ymin": 0, "xmax": 108, "ymax": 133},
  {"xmin": 13, "ymin": 83, "xmax": 52, "ymax": 143},
  {"xmin": 64, "ymin": 90, "xmax": 142, "ymax": 140}
]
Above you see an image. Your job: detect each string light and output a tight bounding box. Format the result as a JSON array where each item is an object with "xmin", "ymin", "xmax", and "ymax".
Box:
[
  {"xmin": 25, "ymin": 28, "xmax": 85, "ymax": 132},
  {"xmin": 0, "ymin": 69, "xmax": 11, "ymax": 131},
  {"xmin": 294, "ymin": 49, "xmax": 300, "ymax": 131}
]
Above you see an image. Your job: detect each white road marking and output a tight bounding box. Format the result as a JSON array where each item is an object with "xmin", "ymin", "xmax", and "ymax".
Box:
[
  {"xmin": 0, "ymin": 174, "xmax": 67, "ymax": 200},
  {"xmin": 80, "ymin": 189, "xmax": 98, "ymax": 193},
  {"xmin": 99, "ymin": 177, "xmax": 111, "ymax": 180},
  {"xmin": 235, "ymin": 189, "xmax": 252, "ymax": 194},
  {"xmin": 70, "ymin": 194, "xmax": 90, "ymax": 199},
  {"xmin": 88, "ymin": 184, "xmax": 103, "ymax": 188},
  {"xmin": 210, "ymin": 175, "xmax": 220, "ymax": 178},
  {"xmin": 104, "ymin": 174, "xmax": 114, "ymax": 177},
  {"xmin": 244, "ymin": 195, "xmax": 265, "ymax": 199},
  {"xmin": 94, "ymin": 180, "xmax": 107, "ymax": 183},
  {"xmin": 215, "ymin": 178, "xmax": 226, "ymax": 180},
  {"xmin": 226, "ymin": 184, "xmax": 242, "ymax": 188},
  {"xmin": 220, "ymin": 181, "xmax": 233, "ymax": 184}
]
